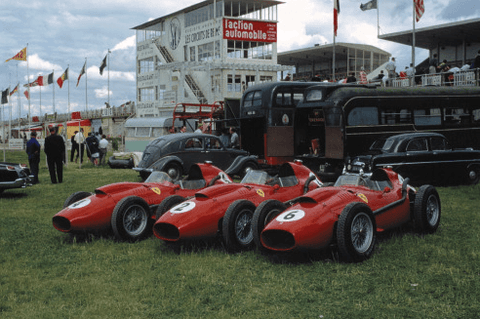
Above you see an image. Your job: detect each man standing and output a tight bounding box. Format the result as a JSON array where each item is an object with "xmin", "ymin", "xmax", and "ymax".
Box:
[
  {"xmin": 26, "ymin": 131, "xmax": 41, "ymax": 184},
  {"xmin": 99, "ymin": 134, "xmax": 109, "ymax": 165},
  {"xmin": 44, "ymin": 127, "xmax": 65, "ymax": 184},
  {"xmin": 70, "ymin": 131, "xmax": 78, "ymax": 162},
  {"xmin": 385, "ymin": 57, "xmax": 396, "ymax": 86},
  {"xmin": 229, "ymin": 127, "xmax": 239, "ymax": 149},
  {"xmin": 74, "ymin": 128, "xmax": 85, "ymax": 163}
]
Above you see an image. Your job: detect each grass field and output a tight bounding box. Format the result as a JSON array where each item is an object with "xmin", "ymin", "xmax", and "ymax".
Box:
[{"xmin": 1, "ymin": 149, "xmax": 479, "ymax": 318}]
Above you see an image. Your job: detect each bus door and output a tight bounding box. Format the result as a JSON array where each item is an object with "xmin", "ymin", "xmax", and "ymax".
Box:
[
  {"xmin": 266, "ymin": 107, "xmax": 295, "ymax": 165},
  {"xmin": 324, "ymin": 107, "xmax": 344, "ymax": 159}
]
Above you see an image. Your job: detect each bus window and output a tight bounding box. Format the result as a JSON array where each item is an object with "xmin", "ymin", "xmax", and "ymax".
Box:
[
  {"xmin": 243, "ymin": 90, "xmax": 263, "ymax": 108},
  {"xmin": 414, "ymin": 108, "xmax": 441, "ymax": 126},
  {"xmin": 444, "ymin": 107, "xmax": 470, "ymax": 124},
  {"xmin": 253, "ymin": 91, "xmax": 263, "ymax": 107},
  {"xmin": 473, "ymin": 108, "xmax": 480, "ymax": 123},
  {"xmin": 325, "ymin": 107, "xmax": 343, "ymax": 127},
  {"xmin": 380, "ymin": 108, "xmax": 411, "ymax": 125},
  {"xmin": 347, "ymin": 106, "xmax": 379, "ymax": 126}
]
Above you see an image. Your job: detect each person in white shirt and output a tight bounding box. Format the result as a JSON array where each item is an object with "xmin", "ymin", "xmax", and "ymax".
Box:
[
  {"xmin": 74, "ymin": 128, "xmax": 86, "ymax": 163},
  {"xmin": 98, "ymin": 135, "xmax": 109, "ymax": 165},
  {"xmin": 385, "ymin": 57, "xmax": 396, "ymax": 87}
]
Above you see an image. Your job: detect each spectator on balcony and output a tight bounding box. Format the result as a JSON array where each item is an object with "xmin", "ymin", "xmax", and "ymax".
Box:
[
  {"xmin": 385, "ymin": 57, "xmax": 396, "ymax": 86},
  {"xmin": 473, "ymin": 50, "xmax": 480, "ymax": 70},
  {"xmin": 346, "ymin": 72, "xmax": 357, "ymax": 83},
  {"xmin": 429, "ymin": 54, "xmax": 438, "ymax": 74},
  {"xmin": 359, "ymin": 67, "xmax": 367, "ymax": 84},
  {"xmin": 406, "ymin": 63, "xmax": 416, "ymax": 86}
]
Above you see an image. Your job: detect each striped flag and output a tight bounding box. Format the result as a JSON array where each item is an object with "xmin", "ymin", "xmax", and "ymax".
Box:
[
  {"xmin": 414, "ymin": 0, "xmax": 424, "ymax": 22},
  {"xmin": 10, "ymin": 84, "xmax": 19, "ymax": 96},
  {"xmin": 77, "ymin": 62, "xmax": 86, "ymax": 87},
  {"xmin": 334, "ymin": 0, "xmax": 340, "ymax": 36},
  {"xmin": 57, "ymin": 68, "xmax": 69, "ymax": 88}
]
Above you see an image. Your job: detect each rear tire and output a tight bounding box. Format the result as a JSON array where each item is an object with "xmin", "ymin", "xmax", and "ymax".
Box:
[
  {"xmin": 252, "ymin": 200, "xmax": 286, "ymax": 252},
  {"xmin": 63, "ymin": 191, "xmax": 92, "ymax": 208},
  {"xmin": 222, "ymin": 200, "xmax": 256, "ymax": 252},
  {"xmin": 413, "ymin": 185, "xmax": 441, "ymax": 233},
  {"xmin": 164, "ymin": 162, "xmax": 182, "ymax": 180},
  {"xmin": 466, "ymin": 165, "xmax": 480, "ymax": 185},
  {"xmin": 240, "ymin": 161, "xmax": 258, "ymax": 178},
  {"xmin": 337, "ymin": 202, "xmax": 376, "ymax": 263},
  {"xmin": 111, "ymin": 196, "xmax": 152, "ymax": 242},
  {"xmin": 155, "ymin": 195, "xmax": 185, "ymax": 220}
]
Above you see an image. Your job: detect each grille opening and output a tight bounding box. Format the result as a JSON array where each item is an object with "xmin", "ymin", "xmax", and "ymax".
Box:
[
  {"xmin": 52, "ymin": 216, "xmax": 71, "ymax": 231},
  {"xmin": 153, "ymin": 223, "xmax": 180, "ymax": 240},
  {"xmin": 262, "ymin": 230, "xmax": 295, "ymax": 250}
]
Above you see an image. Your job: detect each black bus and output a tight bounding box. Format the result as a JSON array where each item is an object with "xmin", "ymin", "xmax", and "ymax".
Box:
[{"xmin": 238, "ymin": 82, "xmax": 480, "ymax": 180}]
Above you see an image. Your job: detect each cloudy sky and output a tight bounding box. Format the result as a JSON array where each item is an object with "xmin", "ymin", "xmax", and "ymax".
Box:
[{"xmin": 1, "ymin": 0, "xmax": 479, "ymax": 120}]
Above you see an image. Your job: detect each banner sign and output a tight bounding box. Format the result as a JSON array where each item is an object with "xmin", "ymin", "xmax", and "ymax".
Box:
[{"xmin": 223, "ymin": 18, "xmax": 277, "ymax": 43}]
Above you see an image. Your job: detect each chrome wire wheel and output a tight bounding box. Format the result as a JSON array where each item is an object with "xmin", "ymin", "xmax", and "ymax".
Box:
[
  {"xmin": 234, "ymin": 209, "xmax": 254, "ymax": 246},
  {"xmin": 123, "ymin": 204, "xmax": 149, "ymax": 237},
  {"xmin": 426, "ymin": 194, "xmax": 440, "ymax": 228},
  {"xmin": 350, "ymin": 212, "xmax": 374, "ymax": 254}
]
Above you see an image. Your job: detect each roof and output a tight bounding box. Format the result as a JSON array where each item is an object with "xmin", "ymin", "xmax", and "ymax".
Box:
[
  {"xmin": 125, "ymin": 117, "xmax": 184, "ymax": 128},
  {"xmin": 379, "ymin": 18, "xmax": 480, "ymax": 50},
  {"xmin": 132, "ymin": 0, "xmax": 284, "ymax": 30},
  {"xmin": 277, "ymin": 43, "xmax": 391, "ymax": 66}
]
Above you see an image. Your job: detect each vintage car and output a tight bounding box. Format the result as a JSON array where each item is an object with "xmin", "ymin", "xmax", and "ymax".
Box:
[
  {"xmin": 52, "ymin": 162, "xmax": 232, "ymax": 241},
  {"xmin": 0, "ymin": 162, "xmax": 32, "ymax": 194},
  {"xmin": 153, "ymin": 160, "xmax": 323, "ymax": 251},
  {"xmin": 252, "ymin": 167, "xmax": 441, "ymax": 262},
  {"xmin": 349, "ymin": 132, "xmax": 480, "ymax": 185},
  {"xmin": 133, "ymin": 133, "xmax": 258, "ymax": 180}
]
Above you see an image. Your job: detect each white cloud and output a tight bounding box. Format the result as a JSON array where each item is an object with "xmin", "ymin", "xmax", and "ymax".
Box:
[{"xmin": 111, "ymin": 36, "xmax": 136, "ymax": 52}]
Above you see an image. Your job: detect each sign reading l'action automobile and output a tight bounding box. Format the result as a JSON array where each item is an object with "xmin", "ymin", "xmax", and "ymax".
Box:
[{"xmin": 223, "ymin": 18, "xmax": 277, "ymax": 43}]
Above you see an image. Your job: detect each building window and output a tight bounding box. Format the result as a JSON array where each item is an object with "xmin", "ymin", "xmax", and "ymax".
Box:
[
  {"xmin": 227, "ymin": 74, "xmax": 241, "ymax": 92},
  {"xmin": 138, "ymin": 88, "xmax": 155, "ymax": 102},
  {"xmin": 227, "ymin": 41, "xmax": 272, "ymax": 60},
  {"xmin": 139, "ymin": 58, "xmax": 155, "ymax": 74},
  {"xmin": 156, "ymin": 85, "xmax": 166, "ymax": 100},
  {"xmin": 259, "ymin": 75, "xmax": 273, "ymax": 83},
  {"xmin": 190, "ymin": 47, "xmax": 196, "ymax": 61},
  {"xmin": 198, "ymin": 42, "xmax": 215, "ymax": 61}
]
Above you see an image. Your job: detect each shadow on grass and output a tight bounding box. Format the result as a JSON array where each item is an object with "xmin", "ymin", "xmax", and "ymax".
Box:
[
  {"xmin": 0, "ymin": 191, "xmax": 28, "ymax": 199},
  {"xmin": 155, "ymin": 237, "xmax": 227, "ymax": 255}
]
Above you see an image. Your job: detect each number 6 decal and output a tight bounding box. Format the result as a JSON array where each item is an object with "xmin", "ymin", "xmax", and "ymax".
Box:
[
  {"xmin": 170, "ymin": 201, "xmax": 196, "ymax": 214},
  {"xmin": 276, "ymin": 209, "xmax": 305, "ymax": 222}
]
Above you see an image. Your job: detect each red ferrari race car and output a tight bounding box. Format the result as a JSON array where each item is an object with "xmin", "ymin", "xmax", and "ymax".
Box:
[
  {"xmin": 52, "ymin": 162, "xmax": 232, "ymax": 241},
  {"xmin": 153, "ymin": 160, "xmax": 323, "ymax": 251},
  {"xmin": 252, "ymin": 167, "xmax": 441, "ymax": 262}
]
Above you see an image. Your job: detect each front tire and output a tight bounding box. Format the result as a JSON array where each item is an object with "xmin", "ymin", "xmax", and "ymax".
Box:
[
  {"xmin": 155, "ymin": 195, "xmax": 185, "ymax": 220},
  {"xmin": 63, "ymin": 191, "xmax": 92, "ymax": 208},
  {"xmin": 337, "ymin": 202, "xmax": 376, "ymax": 263},
  {"xmin": 466, "ymin": 165, "xmax": 480, "ymax": 185},
  {"xmin": 222, "ymin": 200, "xmax": 256, "ymax": 252},
  {"xmin": 252, "ymin": 200, "xmax": 286, "ymax": 251},
  {"xmin": 413, "ymin": 185, "xmax": 441, "ymax": 233},
  {"xmin": 111, "ymin": 196, "xmax": 152, "ymax": 242}
]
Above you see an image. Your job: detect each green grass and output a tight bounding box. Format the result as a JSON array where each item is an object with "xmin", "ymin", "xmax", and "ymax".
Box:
[{"xmin": 1, "ymin": 150, "xmax": 479, "ymax": 318}]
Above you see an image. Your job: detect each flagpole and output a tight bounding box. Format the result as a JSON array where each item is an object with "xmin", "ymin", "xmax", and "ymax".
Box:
[
  {"xmin": 85, "ymin": 58, "xmax": 88, "ymax": 112},
  {"xmin": 377, "ymin": 0, "xmax": 380, "ymax": 37},
  {"xmin": 412, "ymin": 0, "xmax": 416, "ymax": 69},
  {"xmin": 108, "ymin": 50, "xmax": 110, "ymax": 107},
  {"xmin": 68, "ymin": 65, "xmax": 70, "ymax": 114},
  {"xmin": 39, "ymin": 83, "xmax": 42, "ymax": 119},
  {"xmin": 52, "ymin": 69, "xmax": 55, "ymax": 115},
  {"xmin": 27, "ymin": 44, "xmax": 31, "ymax": 135}
]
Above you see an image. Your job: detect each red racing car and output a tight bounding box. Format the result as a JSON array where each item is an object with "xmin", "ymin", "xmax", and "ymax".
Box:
[
  {"xmin": 52, "ymin": 162, "xmax": 232, "ymax": 241},
  {"xmin": 252, "ymin": 167, "xmax": 441, "ymax": 262},
  {"xmin": 153, "ymin": 160, "xmax": 323, "ymax": 251}
]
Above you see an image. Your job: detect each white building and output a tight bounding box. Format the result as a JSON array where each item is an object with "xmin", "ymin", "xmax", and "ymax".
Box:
[{"xmin": 132, "ymin": 0, "xmax": 289, "ymax": 118}]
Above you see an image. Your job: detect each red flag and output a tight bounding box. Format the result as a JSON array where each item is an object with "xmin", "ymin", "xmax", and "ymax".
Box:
[
  {"xmin": 23, "ymin": 77, "xmax": 40, "ymax": 88},
  {"xmin": 36, "ymin": 75, "xmax": 44, "ymax": 86},
  {"xmin": 24, "ymin": 90, "xmax": 30, "ymax": 100},
  {"xmin": 334, "ymin": 0, "xmax": 340, "ymax": 37},
  {"xmin": 57, "ymin": 68, "xmax": 69, "ymax": 88},
  {"xmin": 5, "ymin": 47, "xmax": 27, "ymax": 62},
  {"xmin": 414, "ymin": 0, "xmax": 424, "ymax": 22},
  {"xmin": 77, "ymin": 62, "xmax": 86, "ymax": 87}
]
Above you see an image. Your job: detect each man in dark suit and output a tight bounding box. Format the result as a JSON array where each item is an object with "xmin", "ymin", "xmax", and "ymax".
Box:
[{"xmin": 44, "ymin": 127, "xmax": 65, "ymax": 184}]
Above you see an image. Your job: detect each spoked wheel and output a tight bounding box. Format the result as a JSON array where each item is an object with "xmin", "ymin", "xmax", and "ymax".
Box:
[
  {"xmin": 414, "ymin": 185, "xmax": 441, "ymax": 233},
  {"xmin": 111, "ymin": 196, "xmax": 152, "ymax": 242},
  {"xmin": 466, "ymin": 165, "xmax": 480, "ymax": 185},
  {"xmin": 337, "ymin": 202, "xmax": 376, "ymax": 263},
  {"xmin": 252, "ymin": 200, "xmax": 287, "ymax": 252},
  {"xmin": 222, "ymin": 200, "xmax": 257, "ymax": 252},
  {"xmin": 63, "ymin": 191, "xmax": 92, "ymax": 208},
  {"xmin": 155, "ymin": 195, "xmax": 185, "ymax": 220}
]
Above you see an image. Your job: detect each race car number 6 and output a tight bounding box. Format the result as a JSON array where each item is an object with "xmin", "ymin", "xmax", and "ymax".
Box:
[
  {"xmin": 170, "ymin": 201, "xmax": 196, "ymax": 214},
  {"xmin": 276, "ymin": 209, "xmax": 305, "ymax": 222}
]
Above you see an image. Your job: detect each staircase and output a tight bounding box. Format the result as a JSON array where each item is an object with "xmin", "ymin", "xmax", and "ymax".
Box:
[{"xmin": 153, "ymin": 40, "xmax": 208, "ymax": 104}]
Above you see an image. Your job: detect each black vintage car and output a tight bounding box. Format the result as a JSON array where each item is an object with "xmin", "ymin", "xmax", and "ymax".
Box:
[
  {"xmin": 348, "ymin": 132, "xmax": 480, "ymax": 185},
  {"xmin": 0, "ymin": 162, "xmax": 33, "ymax": 194},
  {"xmin": 134, "ymin": 133, "xmax": 258, "ymax": 180}
]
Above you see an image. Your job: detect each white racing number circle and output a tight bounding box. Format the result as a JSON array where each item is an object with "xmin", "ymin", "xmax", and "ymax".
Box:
[
  {"xmin": 170, "ymin": 201, "xmax": 196, "ymax": 214},
  {"xmin": 68, "ymin": 198, "xmax": 91, "ymax": 209},
  {"xmin": 276, "ymin": 209, "xmax": 305, "ymax": 222}
]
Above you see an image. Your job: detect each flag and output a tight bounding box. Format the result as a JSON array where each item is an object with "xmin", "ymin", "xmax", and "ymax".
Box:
[
  {"xmin": 334, "ymin": 0, "xmax": 340, "ymax": 37},
  {"xmin": 36, "ymin": 75, "xmax": 45, "ymax": 86},
  {"xmin": 23, "ymin": 77, "xmax": 40, "ymax": 88},
  {"xmin": 360, "ymin": 0, "xmax": 377, "ymax": 11},
  {"xmin": 1, "ymin": 88, "xmax": 9, "ymax": 104},
  {"xmin": 99, "ymin": 55, "xmax": 107, "ymax": 75},
  {"xmin": 414, "ymin": 0, "xmax": 424, "ymax": 22},
  {"xmin": 10, "ymin": 84, "xmax": 19, "ymax": 96},
  {"xmin": 77, "ymin": 62, "xmax": 86, "ymax": 87},
  {"xmin": 5, "ymin": 47, "xmax": 27, "ymax": 62},
  {"xmin": 24, "ymin": 90, "xmax": 30, "ymax": 100},
  {"xmin": 57, "ymin": 68, "xmax": 69, "ymax": 88},
  {"xmin": 47, "ymin": 72, "xmax": 54, "ymax": 85}
]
